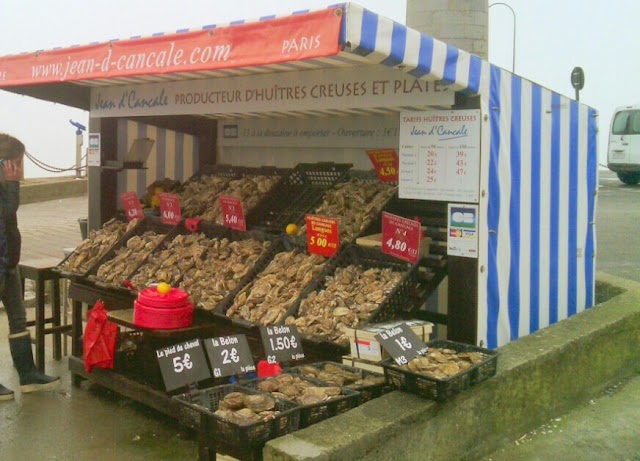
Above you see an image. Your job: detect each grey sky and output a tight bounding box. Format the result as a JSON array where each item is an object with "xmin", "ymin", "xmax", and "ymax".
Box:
[{"xmin": 0, "ymin": 0, "xmax": 632, "ymax": 177}]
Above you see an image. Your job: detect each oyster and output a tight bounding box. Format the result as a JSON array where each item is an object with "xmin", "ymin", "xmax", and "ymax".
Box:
[
  {"xmin": 180, "ymin": 175, "xmax": 231, "ymax": 218},
  {"xmin": 400, "ymin": 347, "xmax": 489, "ymax": 380},
  {"xmin": 222, "ymin": 391, "xmax": 246, "ymax": 410},
  {"xmin": 243, "ymin": 394, "xmax": 275, "ymax": 413},
  {"xmin": 213, "ymin": 390, "xmax": 282, "ymax": 426}
]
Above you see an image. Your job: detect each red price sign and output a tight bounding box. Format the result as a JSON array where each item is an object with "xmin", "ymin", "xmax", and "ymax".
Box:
[
  {"xmin": 159, "ymin": 193, "xmax": 181, "ymax": 225},
  {"xmin": 381, "ymin": 212, "xmax": 421, "ymax": 264},
  {"xmin": 219, "ymin": 195, "xmax": 246, "ymax": 231},
  {"xmin": 120, "ymin": 191, "xmax": 143, "ymax": 222},
  {"xmin": 366, "ymin": 148, "xmax": 399, "ymax": 182},
  {"xmin": 305, "ymin": 215, "xmax": 339, "ymax": 257}
]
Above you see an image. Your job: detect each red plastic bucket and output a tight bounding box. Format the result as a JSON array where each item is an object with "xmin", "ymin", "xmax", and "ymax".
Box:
[{"xmin": 133, "ymin": 286, "xmax": 193, "ymax": 329}]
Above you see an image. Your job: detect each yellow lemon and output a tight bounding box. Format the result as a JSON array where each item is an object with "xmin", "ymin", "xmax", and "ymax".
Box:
[
  {"xmin": 150, "ymin": 195, "xmax": 161, "ymax": 209},
  {"xmin": 157, "ymin": 282, "xmax": 171, "ymax": 294},
  {"xmin": 154, "ymin": 186, "xmax": 164, "ymax": 195},
  {"xmin": 286, "ymin": 223, "xmax": 298, "ymax": 235}
]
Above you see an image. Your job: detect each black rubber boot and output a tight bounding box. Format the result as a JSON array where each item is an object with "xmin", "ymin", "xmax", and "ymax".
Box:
[
  {"xmin": 9, "ymin": 331, "xmax": 60, "ymax": 393},
  {"xmin": 0, "ymin": 383, "xmax": 14, "ymax": 401}
]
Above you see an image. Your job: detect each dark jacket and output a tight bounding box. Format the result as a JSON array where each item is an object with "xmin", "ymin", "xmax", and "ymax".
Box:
[{"xmin": 0, "ymin": 179, "xmax": 21, "ymax": 271}]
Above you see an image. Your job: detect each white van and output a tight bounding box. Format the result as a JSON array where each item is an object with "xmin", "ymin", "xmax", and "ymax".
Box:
[{"xmin": 608, "ymin": 105, "xmax": 640, "ymax": 184}]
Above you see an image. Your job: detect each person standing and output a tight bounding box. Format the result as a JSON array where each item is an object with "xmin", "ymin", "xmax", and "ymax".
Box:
[{"xmin": 0, "ymin": 133, "xmax": 59, "ymax": 401}]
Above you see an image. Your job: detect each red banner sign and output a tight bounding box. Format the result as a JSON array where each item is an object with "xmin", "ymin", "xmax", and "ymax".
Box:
[
  {"xmin": 120, "ymin": 192, "xmax": 144, "ymax": 222},
  {"xmin": 219, "ymin": 195, "xmax": 246, "ymax": 232},
  {"xmin": 305, "ymin": 215, "xmax": 339, "ymax": 257},
  {"xmin": 381, "ymin": 212, "xmax": 421, "ymax": 264},
  {"xmin": 366, "ymin": 148, "xmax": 399, "ymax": 182},
  {"xmin": 0, "ymin": 8, "xmax": 342, "ymax": 87},
  {"xmin": 159, "ymin": 193, "xmax": 181, "ymax": 225}
]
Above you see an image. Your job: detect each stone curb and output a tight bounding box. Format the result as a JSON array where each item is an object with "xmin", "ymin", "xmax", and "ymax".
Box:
[
  {"xmin": 264, "ymin": 272, "xmax": 640, "ymax": 461},
  {"xmin": 20, "ymin": 178, "xmax": 87, "ymax": 205}
]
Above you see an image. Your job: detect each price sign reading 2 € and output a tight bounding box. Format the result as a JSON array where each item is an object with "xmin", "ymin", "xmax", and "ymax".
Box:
[
  {"xmin": 381, "ymin": 212, "xmax": 421, "ymax": 264},
  {"xmin": 374, "ymin": 323, "xmax": 429, "ymax": 366},
  {"xmin": 260, "ymin": 324, "xmax": 305, "ymax": 363},
  {"xmin": 204, "ymin": 334, "xmax": 256, "ymax": 378},
  {"xmin": 156, "ymin": 339, "xmax": 211, "ymax": 391},
  {"xmin": 159, "ymin": 193, "xmax": 181, "ymax": 226},
  {"xmin": 120, "ymin": 191, "xmax": 143, "ymax": 222},
  {"xmin": 219, "ymin": 195, "xmax": 246, "ymax": 232},
  {"xmin": 366, "ymin": 148, "xmax": 399, "ymax": 182},
  {"xmin": 305, "ymin": 214, "xmax": 339, "ymax": 257}
]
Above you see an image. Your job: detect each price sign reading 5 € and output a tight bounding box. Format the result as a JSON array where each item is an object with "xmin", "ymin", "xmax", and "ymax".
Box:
[
  {"xmin": 159, "ymin": 193, "xmax": 181, "ymax": 226},
  {"xmin": 305, "ymin": 214, "xmax": 339, "ymax": 257},
  {"xmin": 219, "ymin": 195, "xmax": 246, "ymax": 232},
  {"xmin": 156, "ymin": 339, "xmax": 211, "ymax": 391},
  {"xmin": 381, "ymin": 212, "xmax": 421, "ymax": 264},
  {"xmin": 120, "ymin": 191, "xmax": 143, "ymax": 222}
]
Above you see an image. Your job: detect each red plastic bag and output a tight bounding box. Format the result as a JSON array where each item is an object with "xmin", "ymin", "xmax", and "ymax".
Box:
[{"xmin": 83, "ymin": 300, "xmax": 119, "ymax": 373}]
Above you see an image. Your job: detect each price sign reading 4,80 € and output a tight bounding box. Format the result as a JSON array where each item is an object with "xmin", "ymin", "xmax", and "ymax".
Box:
[
  {"xmin": 120, "ymin": 191, "xmax": 143, "ymax": 222},
  {"xmin": 305, "ymin": 214, "xmax": 339, "ymax": 257},
  {"xmin": 260, "ymin": 324, "xmax": 305, "ymax": 364},
  {"xmin": 219, "ymin": 195, "xmax": 246, "ymax": 232},
  {"xmin": 381, "ymin": 212, "xmax": 421, "ymax": 264},
  {"xmin": 204, "ymin": 334, "xmax": 255, "ymax": 378},
  {"xmin": 159, "ymin": 193, "xmax": 181, "ymax": 226},
  {"xmin": 156, "ymin": 339, "xmax": 211, "ymax": 391},
  {"xmin": 374, "ymin": 323, "xmax": 428, "ymax": 366}
]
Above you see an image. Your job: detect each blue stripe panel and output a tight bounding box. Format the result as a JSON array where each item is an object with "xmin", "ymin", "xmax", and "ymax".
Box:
[
  {"xmin": 202, "ymin": 24, "xmax": 217, "ymax": 30},
  {"xmin": 230, "ymin": 20, "xmax": 245, "ymax": 25},
  {"xmin": 548, "ymin": 93, "xmax": 561, "ymax": 325},
  {"xmin": 137, "ymin": 123, "xmax": 148, "ymax": 197},
  {"xmin": 585, "ymin": 108, "xmax": 597, "ymax": 307},
  {"xmin": 467, "ymin": 55, "xmax": 482, "ymax": 94},
  {"xmin": 152, "ymin": 32, "xmax": 164, "ymax": 37},
  {"xmin": 176, "ymin": 29, "xmax": 189, "ymax": 34},
  {"xmin": 156, "ymin": 128, "xmax": 166, "ymax": 180},
  {"xmin": 292, "ymin": 9, "xmax": 311, "ymax": 15},
  {"xmin": 380, "ymin": 22, "xmax": 407, "ymax": 67},
  {"xmin": 260, "ymin": 15, "xmax": 277, "ymax": 21},
  {"xmin": 441, "ymin": 45, "xmax": 459, "ymax": 85},
  {"xmin": 338, "ymin": 5, "xmax": 347, "ymax": 45},
  {"xmin": 508, "ymin": 75, "xmax": 522, "ymax": 341},
  {"xmin": 487, "ymin": 65, "xmax": 502, "ymax": 349},
  {"xmin": 408, "ymin": 34, "xmax": 433, "ymax": 79},
  {"xmin": 567, "ymin": 100, "xmax": 579, "ymax": 316},
  {"xmin": 117, "ymin": 120, "xmax": 128, "ymax": 198},
  {"xmin": 529, "ymin": 84, "xmax": 542, "ymax": 333},
  {"xmin": 175, "ymin": 132, "xmax": 184, "ymax": 181},
  {"xmin": 353, "ymin": 9, "xmax": 378, "ymax": 57}
]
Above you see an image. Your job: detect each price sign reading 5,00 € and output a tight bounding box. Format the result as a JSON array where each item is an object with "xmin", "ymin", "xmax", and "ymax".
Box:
[
  {"xmin": 260, "ymin": 324, "xmax": 305, "ymax": 363},
  {"xmin": 219, "ymin": 195, "xmax": 246, "ymax": 232},
  {"xmin": 381, "ymin": 212, "xmax": 421, "ymax": 264},
  {"xmin": 305, "ymin": 214, "xmax": 339, "ymax": 257},
  {"xmin": 204, "ymin": 334, "xmax": 255, "ymax": 378},
  {"xmin": 374, "ymin": 323, "xmax": 428, "ymax": 366},
  {"xmin": 120, "ymin": 191, "xmax": 143, "ymax": 222},
  {"xmin": 159, "ymin": 193, "xmax": 181, "ymax": 226},
  {"xmin": 156, "ymin": 339, "xmax": 211, "ymax": 391}
]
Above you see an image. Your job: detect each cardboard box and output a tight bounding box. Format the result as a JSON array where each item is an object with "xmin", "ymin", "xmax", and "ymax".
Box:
[
  {"xmin": 345, "ymin": 319, "xmax": 433, "ymax": 362},
  {"xmin": 341, "ymin": 355, "xmax": 384, "ymax": 374}
]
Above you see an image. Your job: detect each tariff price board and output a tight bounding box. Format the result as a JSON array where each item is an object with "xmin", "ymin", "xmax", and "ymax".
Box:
[
  {"xmin": 260, "ymin": 324, "xmax": 305, "ymax": 364},
  {"xmin": 159, "ymin": 193, "xmax": 181, "ymax": 225},
  {"xmin": 219, "ymin": 195, "xmax": 246, "ymax": 232},
  {"xmin": 156, "ymin": 339, "xmax": 211, "ymax": 391},
  {"xmin": 120, "ymin": 191, "xmax": 143, "ymax": 222},
  {"xmin": 381, "ymin": 212, "xmax": 421, "ymax": 264},
  {"xmin": 374, "ymin": 323, "xmax": 428, "ymax": 366},
  {"xmin": 366, "ymin": 148, "xmax": 399, "ymax": 182},
  {"xmin": 305, "ymin": 214, "xmax": 339, "ymax": 257},
  {"xmin": 204, "ymin": 334, "xmax": 256, "ymax": 378}
]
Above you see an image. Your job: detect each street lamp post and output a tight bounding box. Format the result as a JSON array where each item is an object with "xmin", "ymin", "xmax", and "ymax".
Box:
[{"xmin": 489, "ymin": 2, "xmax": 516, "ymax": 73}]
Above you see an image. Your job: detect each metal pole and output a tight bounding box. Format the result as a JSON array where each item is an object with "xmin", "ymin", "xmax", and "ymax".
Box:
[
  {"xmin": 75, "ymin": 129, "xmax": 83, "ymax": 178},
  {"xmin": 489, "ymin": 2, "xmax": 516, "ymax": 73}
]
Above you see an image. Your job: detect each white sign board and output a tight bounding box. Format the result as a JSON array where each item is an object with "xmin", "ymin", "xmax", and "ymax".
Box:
[
  {"xmin": 399, "ymin": 110, "xmax": 481, "ymax": 202},
  {"xmin": 447, "ymin": 203, "xmax": 478, "ymax": 258},
  {"xmin": 89, "ymin": 66, "xmax": 454, "ymax": 118}
]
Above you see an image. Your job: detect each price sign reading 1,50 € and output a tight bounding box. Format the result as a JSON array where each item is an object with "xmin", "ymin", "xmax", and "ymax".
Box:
[
  {"xmin": 219, "ymin": 195, "xmax": 246, "ymax": 232},
  {"xmin": 159, "ymin": 193, "xmax": 181, "ymax": 226},
  {"xmin": 374, "ymin": 323, "xmax": 428, "ymax": 366},
  {"xmin": 120, "ymin": 191, "xmax": 143, "ymax": 222},
  {"xmin": 156, "ymin": 339, "xmax": 211, "ymax": 391},
  {"xmin": 381, "ymin": 212, "xmax": 421, "ymax": 264},
  {"xmin": 204, "ymin": 334, "xmax": 255, "ymax": 378},
  {"xmin": 260, "ymin": 324, "xmax": 305, "ymax": 364}
]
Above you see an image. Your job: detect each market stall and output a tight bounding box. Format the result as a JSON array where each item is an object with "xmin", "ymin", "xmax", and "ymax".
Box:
[{"xmin": 0, "ymin": 2, "xmax": 598, "ymax": 458}]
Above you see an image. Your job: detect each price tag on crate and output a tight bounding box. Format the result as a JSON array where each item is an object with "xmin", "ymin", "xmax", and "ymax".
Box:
[
  {"xmin": 219, "ymin": 195, "xmax": 246, "ymax": 232},
  {"xmin": 156, "ymin": 339, "xmax": 211, "ymax": 391},
  {"xmin": 159, "ymin": 192, "xmax": 181, "ymax": 225},
  {"xmin": 260, "ymin": 325, "xmax": 305, "ymax": 364},
  {"xmin": 305, "ymin": 214, "xmax": 339, "ymax": 257},
  {"xmin": 120, "ymin": 191, "xmax": 143, "ymax": 222},
  {"xmin": 366, "ymin": 148, "xmax": 399, "ymax": 182},
  {"xmin": 381, "ymin": 211, "xmax": 421, "ymax": 264},
  {"xmin": 374, "ymin": 323, "xmax": 428, "ymax": 366},
  {"xmin": 204, "ymin": 334, "xmax": 256, "ymax": 378}
]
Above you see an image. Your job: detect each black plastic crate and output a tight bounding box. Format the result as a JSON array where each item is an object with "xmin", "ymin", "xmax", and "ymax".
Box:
[
  {"xmin": 290, "ymin": 361, "xmax": 391, "ymax": 404},
  {"xmin": 173, "ymin": 384, "xmax": 301, "ymax": 448},
  {"xmin": 381, "ymin": 340, "xmax": 498, "ymax": 402},
  {"xmin": 242, "ymin": 374, "xmax": 360, "ymax": 428},
  {"xmin": 246, "ymin": 162, "xmax": 352, "ymax": 232}
]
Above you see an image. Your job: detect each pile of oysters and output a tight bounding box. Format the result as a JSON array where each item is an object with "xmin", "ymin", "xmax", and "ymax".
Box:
[
  {"xmin": 402, "ymin": 347, "xmax": 487, "ymax": 379},
  {"xmin": 255, "ymin": 373, "xmax": 343, "ymax": 405},
  {"xmin": 294, "ymin": 363, "xmax": 385, "ymax": 389},
  {"xmin": 213, "ymin": 391, "xmax": 278, "ymax": 426},
  {"xmin": 180, "ymin": 175, "xmax": 231, "ymax": 217}
]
